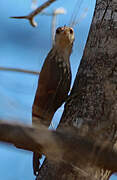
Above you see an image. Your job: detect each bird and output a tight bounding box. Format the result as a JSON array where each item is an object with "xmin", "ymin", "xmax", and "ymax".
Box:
[{"xmin": 32, "ymin": 26, "xmax": 75, "ymax": 176}]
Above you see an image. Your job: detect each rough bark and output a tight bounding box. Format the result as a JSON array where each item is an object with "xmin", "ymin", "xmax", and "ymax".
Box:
[{"xmin": 37, "ymin": 0, "xmax": 117, "ymax": 179}]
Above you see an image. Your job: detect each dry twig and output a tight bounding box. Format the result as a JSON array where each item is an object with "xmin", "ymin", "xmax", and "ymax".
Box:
[
  {"xmin": 0, "ymin": 67, "xmax": 39, "ymax": 75},
  {"xmin": 10, "ymin": 0, "xmax": 57, "ymax": 27}
]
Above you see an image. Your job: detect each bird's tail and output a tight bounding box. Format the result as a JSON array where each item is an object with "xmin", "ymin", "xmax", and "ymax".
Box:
[
  {"xmin": 33, "ymin": 152, "xmax": 42, "ymax": 176},
  {"xmin": 32, "ymin": 106, "xmax": 54, "ymax": 176}
]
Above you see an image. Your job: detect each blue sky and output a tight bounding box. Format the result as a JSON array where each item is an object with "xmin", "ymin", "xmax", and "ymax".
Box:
[{"xmin": 0, "ymin": 0, "xmax": 115, "ymax": 179}]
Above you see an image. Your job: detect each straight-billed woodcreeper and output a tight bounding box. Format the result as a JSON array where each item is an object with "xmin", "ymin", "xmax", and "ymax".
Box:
[{"xmin": 32, "ymin": 26, "xmax": 75, "ymax": 176}]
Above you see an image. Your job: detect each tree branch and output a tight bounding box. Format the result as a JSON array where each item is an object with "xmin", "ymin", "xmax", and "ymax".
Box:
[
  {"xmin": 0, "ymin": 67, "xmax": 40, "ymax": 75},
  {"xmin": 10, "ymin": 0, "xmax": 57, "ymax": 27},
  {"xmin": 0, "ymin": 120, "xmax": 117, "ymax": 173}
]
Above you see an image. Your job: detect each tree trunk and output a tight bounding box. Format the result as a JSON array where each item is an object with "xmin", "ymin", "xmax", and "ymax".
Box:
[{"xmin": 37, "ymin": 0, "xmax": 117, "ymax": 179}]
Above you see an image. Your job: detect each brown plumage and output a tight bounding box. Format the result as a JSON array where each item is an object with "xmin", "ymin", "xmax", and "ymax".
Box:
[{"xmin": 32, "ymin": 26, "xmax": 75, "ymax": 176}]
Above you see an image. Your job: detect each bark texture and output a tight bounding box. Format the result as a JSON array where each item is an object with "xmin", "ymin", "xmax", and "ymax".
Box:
[{"xmin": 38, "ymin": 0, "xmax": 117, "ymax": 179}]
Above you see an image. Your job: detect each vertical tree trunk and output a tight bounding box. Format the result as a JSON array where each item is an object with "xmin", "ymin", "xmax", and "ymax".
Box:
[{"xmin": 37, "ymin": 0, "xmax": 117, "ymax": 179}]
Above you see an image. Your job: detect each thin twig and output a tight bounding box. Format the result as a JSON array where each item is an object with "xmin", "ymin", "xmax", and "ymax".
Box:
[
  {"xmin": 0, "ymin": 67, "xmax": 40, "ymax": 75},
  {"xmin": 10, "ymin": 0, "xmax": 57, "ymax": 27},
  {"xmin": 70, "ymin": 7, "xmax": 89, "ymax": 28}
]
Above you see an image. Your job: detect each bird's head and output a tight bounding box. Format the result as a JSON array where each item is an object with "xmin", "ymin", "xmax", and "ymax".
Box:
[{"xmin": 54, "ymin": 26, "xmax": 75, "ymax": 55}]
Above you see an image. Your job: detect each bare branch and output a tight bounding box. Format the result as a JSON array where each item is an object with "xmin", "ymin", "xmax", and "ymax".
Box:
[
  {"xmin": 10, "ymin": 0, "xmax": 57, "ymax": 27},
  {"xmin": 0, "ymin": 120, "xmax": 117, "ymax": 173},
  {"xmin": 0, "ymin": 67, "xmax": 39, "ymax": 75}
]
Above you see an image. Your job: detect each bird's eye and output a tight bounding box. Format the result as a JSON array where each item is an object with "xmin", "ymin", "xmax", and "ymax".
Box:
[
  {"xmin": 56, "ymin": 28, "xmax": 61, "ymax": 34},
  {"xmin": 69, "ymin": 28, "xmax": 73, "ymax": 34}
]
